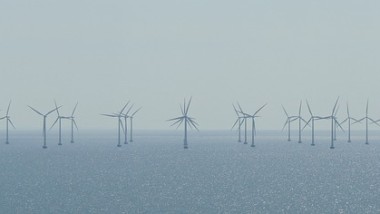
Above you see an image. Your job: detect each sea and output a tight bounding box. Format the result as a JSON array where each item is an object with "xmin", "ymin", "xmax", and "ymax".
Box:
[{"xmin": 1, "ymin": 130, "xmax": 380, "ymax": 213}]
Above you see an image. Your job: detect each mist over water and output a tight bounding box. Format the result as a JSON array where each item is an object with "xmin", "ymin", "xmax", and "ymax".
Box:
[{"xmin": 1, "ymin": 130, "xmax": 380, "ymax": 213}]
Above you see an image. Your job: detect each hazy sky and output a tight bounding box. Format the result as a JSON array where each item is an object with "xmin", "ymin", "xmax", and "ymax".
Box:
[{"xmin": 1, "ymin": 0, "xmax": 380, "ymax": 130}]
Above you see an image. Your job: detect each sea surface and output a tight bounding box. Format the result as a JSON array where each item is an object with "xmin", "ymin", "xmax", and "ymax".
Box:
[{"xmin": 1, "ymin": 130, "xmax": 380, "ymax": 213}]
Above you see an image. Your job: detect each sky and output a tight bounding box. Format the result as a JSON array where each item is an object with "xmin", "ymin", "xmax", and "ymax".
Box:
[{"xmin": 1, "ymin": 0, "xmax": 380, "ymax": 130}]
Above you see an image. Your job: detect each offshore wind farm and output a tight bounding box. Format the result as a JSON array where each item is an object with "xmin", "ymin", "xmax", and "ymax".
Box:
[{"xmin": 2, "ymin": 0, "xmax": 380, "ymax": 213}]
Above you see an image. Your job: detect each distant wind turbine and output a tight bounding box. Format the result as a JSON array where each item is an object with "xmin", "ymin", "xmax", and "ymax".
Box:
[
  {"xmin": 0, "ymin": 101, "xmax": 16, "ymax": 144},
  {"xmin": 232, "ymin": 104, "xmax": 244, "ymax": 142},
  {"xmin": 50, "ymin": 101, "xmax": 70, "ymax": 146},
  {"xmin": 239, "ymin": 103, "xmax": 267, "ymax": 147},
  {"xmin": 102, "ymin": 105, "xmax": 126, "ymax": 147},
  {"xmin": 236, "ymin": 103, "xmax": 249, "ymax": 144},
  {"xmin": 303, "ymin": 100, "xmax": 323, "ymax": 146},
  {"xmin": 168, "ymin": 97, "xmax": 198, "ymax": 149},
  {"xmin": 129, "ymin": 106, "xmax": 142, "ymax": 143},
  {"xmin": 340, "ymin": 103, "xmax": 359, "ymax": 143},
  {"xmin": 294, "ymin": 101, "xmax": 308, "ymax": 143},
  {"xmin": 120, "ymin": 102, "xmax": 132, "ymax": 144},
  {"xmin": 353, "ymin": 100, "xmax": 380, "ymax": 145},
  {"xmin": 320, "ymin": 97, "xmax": 344, "ymax": 149},
  {"xmin": 69, "ymin": 102, "xmax": 79, "ymax": 143},
  {"xmin": 281, "ymin": 105, "xmax": 298, "ymax": 142},
  {"xmin": 29, "ymin": 105, "xmax": 61, "ymax": 149}
]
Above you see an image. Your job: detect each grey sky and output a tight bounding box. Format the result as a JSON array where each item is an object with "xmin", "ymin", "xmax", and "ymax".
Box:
[{"xmin": 1, "ymin": 0, "xmax": 380, "ymax": 130}]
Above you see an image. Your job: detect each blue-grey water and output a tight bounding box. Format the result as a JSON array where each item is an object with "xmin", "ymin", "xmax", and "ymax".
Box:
[{"xmin": 1, "ymin": 130, "xmax": 380, "ymax": 213}]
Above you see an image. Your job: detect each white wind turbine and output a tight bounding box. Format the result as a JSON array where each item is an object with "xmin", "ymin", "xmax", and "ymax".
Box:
[
  {"xmin": 232, "ymin": 104, "xmax": 244, "ymax": 143},
  {"xmin": 101, "ymin": 104, "xmax": 127, "ymax": 147},
  {"xmin": 0, "ymin": 101, "xmax": 16, "ymax": 144},
  {"xmin": 281, "ymin": 105, "xmax": 298, "ymax": 142},
  {"xmin": 236, "ymin": 103, "xmax": 249, "ymax": 144},
  {"xmin": 50, "ymin": 101, "xmax": 70, "ymax": 146},
  {"xmin": 303, "ymin": 100, "xmax": 323, "ymax": 146},
  {"xmin": 340, "ymin": 103, "xmax": 359, "ymax": 143},
  {"xmin": 120, "ymin": 101, "xmax": 132, "ymax": 144},
  {"xmin": 168, "ymin": 97, "xmax": 199, "ymax": 149},
  {"xmin": 69, "ymin": 102, "xmax": 79, "ymax": 143},
  {"xmin": 353, "ymin": 100, "xmax": 380, "ymax": 145},
  {"xmin": 129, "ymin": 106, "xmax": 142, "ymax": 143},
  {"xmin": 239, "ymin": 103, "xmax": 267, "ymax": 147},
  {"xmin": 320, "ymin": 98, "xmax": 344, "ymax": 149},
  {"xmin": 29, "ymin": 105, "xmax": 61, "ymax": 149}
]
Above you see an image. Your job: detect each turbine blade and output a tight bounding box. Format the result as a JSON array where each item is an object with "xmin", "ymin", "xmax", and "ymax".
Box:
[
  {"xmin": 352, "ymin": 118, "xmax": 365, "ymax": 125},
  {"xmin": 47, "ymin": 106, "xmax": 62, "ymax": 116},
  {"xmin": 101, "ymin": 114, "xmax": 118, "ymax": 117},
  {"xmin": 54, "ymin": 100, "xmax": 60, "ymax": 116},
  {"xmin": 50, "ymin": 118, "xmax": 59, "ymax": 130},
  {"xmin": 253, "ymin": 103, "xmax": 267, "ymax": 116},
  {"xmin": 340, "ymin": 118, "xmax": 348, "ymax": 125},
  {"xmin": 28, "ymin": 106, "xmax": 43, "ymax": 116},
  {"xmin": 281, "ymin": 105, "xmax": 289, "ymax": 117},
  {"xmin": 120, "ymin": 101, "xmax": 130, "ymax": 114},
  {"xmin": 185, "ymin": 97, "xmax": 192, "ymax": 116},
  {"xmin": 167, "ymin": 116, "xmax": 184, "ymax": 121},
  {"xmin": 71, "ymin": 102, "xmax": 78, "ymax": 117},
  {"xmin": 73, "ymin": 119, "xmax": 79, "ymax": 131},
  {"xmin": 306, "ymin": 100, "xmax": 313, "ymax": 116},
  {"xmin": 346, "ymin": 102, "xmax": 350, "ymax": 117},
  {"xmin": 131, "ymin": 107, "xmax": 142, "ymax": 117},
  {"xmin": 281, "ymin": 119, "xmax": 289, "ymax": 132},
  {"xmin": 119, "ymin": 118, "xmax": 125, "ymax": 134},
  {"xmin": 126, "ymin": 104, "xmax": 134, "ymax": 116},
  {"xmin": 332, "ymin": 97, "xmax": 340, "ymax": 115},
  {"xmin": 232, "ymin": 104, "xmax": 240, "ymax": 116},
  {"xmin": 175, "ymin": 118, "xmax": 184, "ymax": 129},
  {"xmin": 366, "ymin": 99, "xmax": 369, "ymax": 115},
  {"xmin": 6, "ymin": 100, "xmax": 11, "ymax": 116},
  {"xmin": 8, "ymin": 119, "xmax": 16, "ymax": 129},
  {"xmin": 334, "ymin": 105, "xmax": 340, "ymax": 117},
  {"xmin": 232, "ymin": 118, "xmax": 240, "ymax": 130},
  {"xmin": 335, "ymin": 119, "xmax": 345, "ymax": 132},
  {"xmin": 302, "ymin": 119, "xmax": 312, "ymax": 131},
  {"xmin": 298, "ymin": 100, "xmax": 302, "ymax": 116},
  {"xmin": 237, "ymin": 102, "xmax": 244, "ymax": 114}
]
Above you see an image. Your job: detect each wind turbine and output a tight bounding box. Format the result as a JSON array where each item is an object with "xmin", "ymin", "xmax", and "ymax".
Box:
[
  {"xmin": 303, "ymin": 100, "xmax": 323, "ymax": 146},
  {"xmin": 129, "ymin": 106, "xmax": 142, "ymax": 143},
  {"xmin": 69, "ymin": 102, "xmax": 79, "ymax": 143},
  {"xmin": 320, "ymin": 97, "xmax": 344, "ymax": 149},
  {"xmin": 340, "ymin": 103, "xmax": 359, "ymax": 143},
  {"xmin": 50, "ymin": 101, "xmax": 70, "ymax": 146},
  {"xmin": 236, "ymin": 103, "xmax": 249, "ymax": 144},
  {"xmin": 354, "ymin": 100, "xmax": 380, "ymax": 145},
  {"xmin": 101, "ymin": 104, "xmax": 126, "ymax": 147},
  {"xmin": 281, "ymin": 105, "xmax": 298, "ymax": 142},
  {"xmin": 29, "ymin": 105, "xmax": 61, "ymax": 149},
  {"xmin": 168, "ymin": 97, "xmax": 199, "ymax": 149},
  {"xmin": 231, "ymin": 104, "xmax": 244, "ymax": 142},
  {"xmin": 120, "ymin": 102, "xmax": 133, "ymax": 144},
  {"xmin": 0, "ymin": 101, "xmax": 16, "ymax": 144},
  {"xmin": 239, "ymin": 103, "xmax": 267, "ymax": 147},
  {"xmin": 295, "ymin": 101, "xmax": 308, "ymax": 143}
]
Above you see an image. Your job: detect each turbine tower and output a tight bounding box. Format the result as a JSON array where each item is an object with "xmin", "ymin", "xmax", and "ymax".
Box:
[
  {"xmin": 50, "ymin": 101, "xmax": 70, "ymax": 146},
  {"xmin": 239, "ymin": 103, "xmax": 267, "ymax": 147},
  {"xmin": 121, "ymin": 102, "xmax": 132, "ymax": 144},
  {"xmin": 281, "ymin": 105, "xmax": 298, "ymax": 142},
  {"xmin": 340, "ymin": 103, "xmax": 358, "ymax": 143},
  {"xmin": 102, "ymin": 105, "xmax": 126, "ymax": 147},
  {"xmin": 320, "ymin": 98, "xmax": 343, "ymax": 149},
  {"xmin": 0, "ymin": 101, "xmax": 16, "ymax": 144},
  {"xmin": 168, "ymin": 97, "xmax": 199, "ymax": 149},
  {"xmin": 354, "ymin": 100, "xmax": 380, "ymax": 145},
  {"xmin": 232, "ymin": 104, "xmax": 244, "ymax": 142},
  {"xmin": 303, "ymin": 100, "xmax": 323, "ymax": 146},
  {"xmin": 129, "ymin": 107, "xmax": 142, "ymax": 143},
  {"xmin": 294, "ymin": 101, "xmax": 308, "ymax": 143},
  {"xmin": 236, "ymin": 103, "xmax": 249, "ymax": 144},
  {"xmin": 69, "ymin": 102, "xmax": 79, "ymax": 143},
  {"xmin": 28, "ymin": 105, "xmax": 61, "ymax": 149}
]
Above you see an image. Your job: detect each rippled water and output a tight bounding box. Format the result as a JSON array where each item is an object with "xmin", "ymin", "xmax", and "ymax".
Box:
[{"xmin": 1, "ymin": 130, "xmax": 380, "ymax": 213}]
